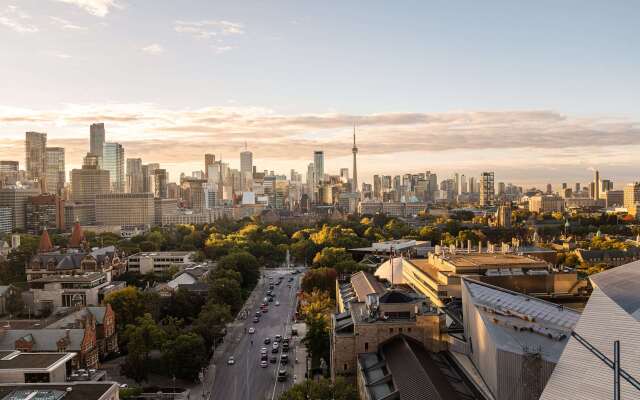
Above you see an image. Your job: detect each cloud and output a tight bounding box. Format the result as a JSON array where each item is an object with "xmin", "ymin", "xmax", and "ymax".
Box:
[
  {"xmin": 54, "ymin": 0, "xmax": 121, "ymax": 17},
  {"xmin": 43, "ymin": 50, "xmax": 73, "ymax": 59},
  {"xmin": 141, "ymin": 43, "xmax": 165, "ymax": 55},
  {"xmin": 213, "ymin": 45, "xmax": 234, "ymax": 54},
  {"xmin": 49, "ymin": 16, "xmax": 87, "ymax": 30},
  {"xmin": 0, "ymin": 104, "xmax": 639, "ymax": 185},
  {"xmin": 0, "ymin": 5, "xmax": 39, "ymax": 33},
  {"xmin": 174, "ymin": 20, "xmax": 244, "ymax": 39}
]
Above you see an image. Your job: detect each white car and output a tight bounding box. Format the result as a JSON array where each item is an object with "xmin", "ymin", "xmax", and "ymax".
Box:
[
  {"xmin": 275, "ymin": 301, "xmax": 280, "ymax": 306},
  {"xmin": 248, "ymin": 327, "xmax": 256, "ymax": 334},
  {"xmin": 260, "ymin": 360, "xmax": 268, "ymax": 368},
  {"xmin": 227, "ymin": 356, "xmax": 235, "ymax": 365}
]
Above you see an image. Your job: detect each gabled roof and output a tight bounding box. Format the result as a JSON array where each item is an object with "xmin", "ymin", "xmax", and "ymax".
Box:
[
  {"xmin": 69, "ymin": 221, "xmax": 85, "ymax": 248},
  {"xmin": 0, "ymin": 330, "xmax": 86, "ymax": 352},
  {"xmin": 379, "ymin": 290, "xmax": 414, "ymax": 304},
  {"xmin": 350, "ymin": 271, "xmax": 386, "ymax": 302},
  {"xmin": 590, "ymin": 260, "xmax": 640, "ymax": 321}
]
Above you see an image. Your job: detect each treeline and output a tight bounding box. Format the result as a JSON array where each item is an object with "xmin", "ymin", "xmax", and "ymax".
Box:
[{"xmin": 104, "ymin": 250, "xmax": 260, "ymax": 382}]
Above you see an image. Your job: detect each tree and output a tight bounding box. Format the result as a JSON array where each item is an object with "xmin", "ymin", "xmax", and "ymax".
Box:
[
  {"xmin": 162, "ymin": 333, "xmax": 208, "ymax": 381},
  {"xmin": 193, "ymin": 301, "xmax": 232, "ymax": 349},
  {"xmin": 301, "ymin": 268, "xmax": 337, "ymax": 296},
  {"xmin": 165, "ymin": 289, "xmax": 205, "ymax": 323},
  {"xmin": 218, "ymin": 251, "xmax": 260, "ymax": 289},
  {"xmin": 290, "ymin": 239, "xmax": 318, "ymax": 265},
  {"xmin": 4, "ymin": 289, "xmax": 23, "ymax": 317},
  {"xmin": 312, "ymin": 247, "xmax": 352, "ymax": 269},
  {"xmin": 105, "ymin": 287, "xmax": 159, "ymax": 333},
  {"xmin": 208, "ymin": 277, "xmax": 243, "ymax": 313},
  {"xmin": 121, "ymin": 313, "xmax": 167, "ymax": 382},
  {"xmin": 279, "ymin": 378, "xmax": 358, "ymax": 400},
  {"xmin": 303, "ymin": 313, "xmax": 330, "ymax": 368},
  {"xmin": 384, "ymin": 219, "xmax": 411, "ymax": 239}
]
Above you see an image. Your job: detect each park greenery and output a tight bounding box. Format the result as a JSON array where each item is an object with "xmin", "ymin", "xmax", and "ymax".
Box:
[{"xmin": 279, "ymin": 378, "xmax": 358, "ymax": 400}]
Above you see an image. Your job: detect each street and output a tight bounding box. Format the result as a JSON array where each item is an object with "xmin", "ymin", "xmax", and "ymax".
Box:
[{"xmin": 210, "ymin": 268, "xmax": 302, "ymax": 400}]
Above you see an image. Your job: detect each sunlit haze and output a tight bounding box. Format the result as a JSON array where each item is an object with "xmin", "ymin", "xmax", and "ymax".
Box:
[{"xmin": 1, "ymin": 0, "xmax": 639, "ymax": 186}]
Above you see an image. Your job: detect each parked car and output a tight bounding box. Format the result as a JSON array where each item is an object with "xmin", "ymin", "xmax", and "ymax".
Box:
[
  {"xmin": 281, "ymin": 354, "xmax": 289, "ymax": 364},
  {"xmin": 248, "ymin": 327, "xmax": 255, "ymax": 334},
  {"xmin": 227, "ymin": 356, "xmax": 235, "ymax": 365},
  {"xmin": 253, "ymin": 317, "xmax": 260, "ymax": 323},
  {"xmin": 264, "ymin": 337, "xmax": 271, "ymax": 344},
  {"xmin": 260, "ymin": 360, "xmax": 268, "ymax": 368}
]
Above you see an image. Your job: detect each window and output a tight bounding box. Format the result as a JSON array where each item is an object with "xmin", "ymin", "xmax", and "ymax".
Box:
[
  {"xmin": 344, "ymin": 364, "xmax": 347, "ymax": 371},
  {"xmin": 389, "ymin": 328, "xmax": 394, "ymax": 334},
  {"xmin": 399, "ymin": 328, "xmax": 403, "ymax": 333},
  {"xmin": 408, "ymin": 328, "xmax": 412, "ymax": 333},
  {"xmin": 364, "ymin": 342, "xmax": 369, "ymax": 351}
]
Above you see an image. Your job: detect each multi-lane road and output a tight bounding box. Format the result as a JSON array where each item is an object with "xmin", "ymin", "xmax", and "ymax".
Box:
[{"xmin": 210, "ymin": 268, "xmax": 302, "ymax": 400}]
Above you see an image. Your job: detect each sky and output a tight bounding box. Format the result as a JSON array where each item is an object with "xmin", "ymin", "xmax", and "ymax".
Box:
[{"xmin": 0, "ymin": 0, "xmax": 639, "ymax": 188}]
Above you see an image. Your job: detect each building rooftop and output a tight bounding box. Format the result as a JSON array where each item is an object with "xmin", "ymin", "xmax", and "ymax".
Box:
[
  {"xmin": 358, "ymin": 335, "xmax": 482, "ymax": 400},
  {"xmin": 0, "ymin": 329, "xmax": 86, "ymax": 352},
  {"xmin": 0, "ymin": 351, "xmax": 75, "ymax": 371},
  {"xmin": 30, "ymin": 272, "xmax": 106, "ymax": 284},
  {"xmin": 463, "ymin": 278, "xmax": 580, "ymax": 363},
  {"xmin": 0, "ymin": 382, "xmax": 117, "ymax": 400},
  {"xmin": 129, "ymin": 251, "xmax": 193, "ymax": 257},
  {"xmin": 443, "ymin": 253, "xmax": 548, "ymax": 270},
  {"xmin": 590, "ymin": 259, "xmax": 640, "ymax": 321}
]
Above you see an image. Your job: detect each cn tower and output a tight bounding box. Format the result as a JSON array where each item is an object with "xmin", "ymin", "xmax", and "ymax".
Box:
[{"xmin": 352, "ymin": 125, "xmax": 358, "ymax": 194}]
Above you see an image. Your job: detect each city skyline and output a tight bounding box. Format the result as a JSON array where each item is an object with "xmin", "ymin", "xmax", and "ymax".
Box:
[{"xmin": 1, "ymin": 1, "xmax": 639, "ymax": 185}]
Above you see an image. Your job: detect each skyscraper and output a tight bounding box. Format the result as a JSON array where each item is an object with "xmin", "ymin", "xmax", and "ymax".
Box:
[
  {"xmin": 624, "ymin": 183, "xmax": 640, "ymax": 218},
  {"xmin": 90, "ymin": 123, "xmax": 105, "ymax": 166},
  {"xmin": 142, "ymin": 163, "xmax": 160, "ymax": 193},
  {"xmin": 240, "ymin": 148, "xmax": 253, "ymax": 190},
  {"xmin": 352, "ymin": 127, "xmax": 358, "ymax": 193},
  {"xmin": 594, "ymin": 170, "xmax": 600, "ymax": 200},
  {"xmin": 70, "ymin": 153, "xmax": 110, "ymax": 205},
  {"xmin": 479, "ymin": 172, "xmax": 495, "ymax": 207},
  {"xmin": 313, "ymin": 151, "xmax": 324, "ymax": 185},
  {"xmin": 204, "ymin": 154, "xmax": 215, "ymax": 178},
  {"xmin": 25, "ymin": 131, "xmax": 47, "ymax": 187},
  {"xmin": 126, "ymin": 158, "xmax": 144, "ymax": 193},
  {"xmin": 45, "ymin": 147, "xmax": 65, "ymax": 195},
  {"xmin": 103, "ymin": 142, "xmax": 125, "ymax": 192}
]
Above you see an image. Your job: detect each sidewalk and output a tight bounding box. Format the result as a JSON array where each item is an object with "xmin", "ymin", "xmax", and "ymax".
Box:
[{"xmin": 291, "ymin": 322, "xmax": 308, "ymax": 386}]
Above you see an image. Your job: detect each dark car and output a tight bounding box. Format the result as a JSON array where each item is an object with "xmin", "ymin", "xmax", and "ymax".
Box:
[
  {"xmin": 281, "ymin": 354, "xmax": 289, "ymax": 364},
  {"xmin": 253, "ymin": 317, "xmax": 260, "ymax": 323},
  {"xmin": 268, "ymin": 297, "xmax": 274, "ymax": 302},
  {"xmin": 270, "ymin": 355, "xmax": 277, "ymax": 363},
  {"xmin": 277, "ymin": 369, "xmax": 287, "ymax": 382},
  {"xmin": 264, "ymin": 337, "xmax": 271, "ymax": 344}
]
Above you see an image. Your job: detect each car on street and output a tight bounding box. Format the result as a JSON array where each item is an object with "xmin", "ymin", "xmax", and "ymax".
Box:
[
  {"xmin": 281, "ymin": 354, "xmax": 289, "ymax": 364},
  {"xmin": 283, "ymin": 337, "xmax": 290, "ymax": 344},
  {"xmin": 264, "ymin": 337, "xmax": 271, "ymax": 344},
  {"xmin": 271, "ymin": 346, "xmax": 279, "ymax": 353},
  {"xmin": 275, "ymin": 301, "xmax": 280, "ymax": 306},
  {"xmin": 260, "ymin": 360, "xmax": 268, "ymax": 368},
  {"xmin": 291, "ymin": 328, "xmax": 298, "ymax": 336},
  {"xmin": 261, "ymin": 308, "xmax": 268, "ymax": 313},
  {"xmin": 268, "ymin": 297, "xmax": 273, "ymax": 302},
  {"xmin": 253, "ymin": 317, "xmax": 260, "ymax": 323},
  {"xmin": 227, "ymin": 356, "xmax": 235, "ymax": 365},
  {"xmin": 275, "ymin": 335, "xmax": 282, "ymax": 342},
  {"xmin": 287, "ymin": 284, "xmax": 291, "ymax": 288},
  {"xmin": 288, "ymin": 277, "xmax": 294, "ymax": 282},
  {"xmin": 277, "ymin": 369, "xmax": 287, "ymax": 381},
  {"xmin": 248, "ymin": 327, "xmax": 255, "ymax": 334},
  {"xmin": 270, "ymin": 355, "xmax": 277, "ymax": 363},
  {"xmin": 255, "ymin": 311, "xmax": 261, "ymax": 317},
  {"xmin": 275, "ymin": 281, "xmax": 281, "ymax": 286}
]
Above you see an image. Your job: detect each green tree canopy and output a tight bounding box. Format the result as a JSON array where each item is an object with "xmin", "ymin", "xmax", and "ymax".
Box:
[
  {"xmin": 312, "ymin": 247, "xmax": 352, "ymax": 269},
  {"xmin": 279, "ymin": 378, "xmax": 358, "ymax": 400},
  {"xmin": 162, "ymin": 333, "xmax": 208, "ymax": 381}
]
